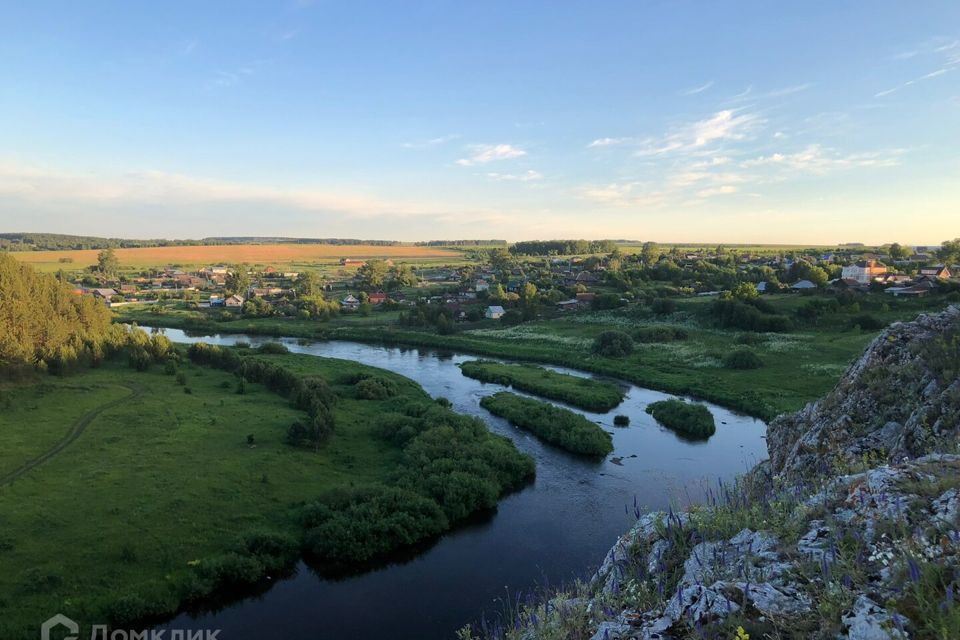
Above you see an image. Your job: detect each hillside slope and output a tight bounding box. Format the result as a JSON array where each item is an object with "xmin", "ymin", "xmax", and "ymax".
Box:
[{"xmin": 488, "ymin": 306, "xmax": 959, "ymax": 640}]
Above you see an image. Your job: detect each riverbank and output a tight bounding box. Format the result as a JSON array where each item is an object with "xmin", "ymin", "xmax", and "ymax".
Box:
[
  {"xmin": 115, "ymin": 307, "xmax": 809, "ymax": 420},
  {"xmin": 0, "ymin": 346, "xmax": 533, "ymax": 640},
  {"xmin": 475, "ymin": 306, "xmax": 960, "ymax": 640}
]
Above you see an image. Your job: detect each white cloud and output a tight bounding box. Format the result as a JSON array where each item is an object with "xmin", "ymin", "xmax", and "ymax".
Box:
[
  {"xmin": 631, "ymin": 109, "xmax": 762, "ymax": 158},
  {"xmin": 455, "ymin": 143, "xmax": 526, "ymax": 166},
  {"xmin": 680, "ymin": 80, "xmax": 714, "ymax": 96},
  {"xmin": 486, "ymin": 170, "xmax": 543, "ymax": 182},
  {"xmin": 741, "ymin": 144, "xmax": 903, "ymax": 173},
  {"xmin": 402, "ymin": 134, "xmax": 460, "ymax": 149},
  {"xmin": 697, "ymin": 185, "xmax": 738, "ymax": 198},
  {"xmin": 587, "ymin": 137, "xmax": 632, "ymax": 148}
]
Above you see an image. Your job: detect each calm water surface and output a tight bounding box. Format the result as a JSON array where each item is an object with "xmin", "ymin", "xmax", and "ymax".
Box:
[{"xmin": 149, "ymin": 328, "xmax": 767, "ymax": 640}]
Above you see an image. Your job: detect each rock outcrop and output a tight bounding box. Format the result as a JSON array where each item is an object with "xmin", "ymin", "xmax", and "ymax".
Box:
[{"xmin": 500, "ymin": 307, "xmax": 960, "ymax": 640}]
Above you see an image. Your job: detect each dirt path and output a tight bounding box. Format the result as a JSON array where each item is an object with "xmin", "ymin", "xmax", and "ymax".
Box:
[{"xmin": 0, "ymin": 383, "xmax": 143, "ymax": 487}]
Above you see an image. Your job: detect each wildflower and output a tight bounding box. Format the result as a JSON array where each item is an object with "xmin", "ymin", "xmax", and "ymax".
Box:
[{"xmin": 735, "ymin": 627, "xmax": 751, "ymax": 640}]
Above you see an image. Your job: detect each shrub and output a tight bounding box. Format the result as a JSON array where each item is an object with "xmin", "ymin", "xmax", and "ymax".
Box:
[
  {"xmin": 711, "ymin": 299, "xmax": 793, "ymax": 332},
  {"xmin": 613, "ymin": 414, "xmax": 630, "ymax": 427},
  {"xmin": 355, "ymin": 376, "xmax": 399, "ymax": 400},
  {"xmin": 650, "ymin": 298, "xmax": 677, "ymax": 315},
  {"xmin": 480, "ymin": 392, "xmax": 613, "ymax": 456},
  {"xmin": 301, "ymin": 486, "xmax": 449, "ymax": 564},
  {"xmin": 734, "ymin": 332, "xmax": 764, "ymax": 346},
  {"xmin": 592, "ymin": 330, "xmax": 634, "ymax": 358},
  {"xmin": 724, "ymin": 349, "xmax": 763, "ymax": 370},
  {"xmin": 645, "ymin": 399, "xmax": 715, "ymax": 439},
  {"xmin": 257, "ymin": 342, "xmax": 289, "ymax": 355},
  {"xmin": 633, "ymin": 326, "xmax": 688, "ymax": 343},
  {"xmin": 850, "ymin": 314, "xmax": 885, "ymax": 331}
]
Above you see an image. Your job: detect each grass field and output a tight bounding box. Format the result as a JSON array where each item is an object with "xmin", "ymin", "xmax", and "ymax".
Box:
[
  {"xmin": 459, "ymin": 360, "xmax": 624, "ymax": 412},
  {"xmin": 7, "ymin": 243, "xmax": 462, "ymax": 271},
  {"xmin": 0, "ymin": 353, "xmax": 426, "ymax": 639},
  {"xmin": 114, "ymin": 294, "xmax": 953, "ymax": 421}
]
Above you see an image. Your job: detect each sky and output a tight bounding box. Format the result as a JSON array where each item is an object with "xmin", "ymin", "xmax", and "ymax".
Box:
[{"xmin": 0, "ymin": 1, "xmax": 958, "ymax": 244}]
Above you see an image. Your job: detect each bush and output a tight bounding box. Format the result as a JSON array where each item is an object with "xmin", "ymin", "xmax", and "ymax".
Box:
[
  {"xmin": 355, "ymin": 376, "xmax": 399, "ymax": 400},
  {"xmin": 480, "ymin": 392, "xmax": 613, "ymax": 456},
  {"xmin": 711, "ymin": 299, "xmax": 793, "ymax": 332},
  {"xmin": 650, "ymin": 298, "xmax": 677, "ymax": 315},
  {"xmin": 633, "ymin": 326, "xmax": 688, "ymax": 343},
  {"xmin": 723, "ymin": 349, "xmax": 763, "ymax": 370},
  {"xmin": 645, "ymin": 399, "xmax": 715, "ymax": 439},
  {"xmin": 850, "ymin": 314, "xmax": 885, "ymax": 331},
  {"xmin": 592, "ymin": 330, "xmax": 634, "ymax": 358},
  {"xmin": 257, "ymin": 342, "xmax": 289, "ymax": 355},
  {"xmin": 613, "ymin": 414, "xmax": 630, "ymax": 427},
  {"xmin": 300, "ymin": 486, "xmax": 450, "ymax": 564},
  {"xmin": 592, "ymin": 293, "xmax": 625, "ymax": 310},
  {"xmin": 734, "ymin": 332, "xmax": 764, "ymax": 346}
]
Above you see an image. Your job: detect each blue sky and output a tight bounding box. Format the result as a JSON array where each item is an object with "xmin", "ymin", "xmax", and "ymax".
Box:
[{"xmin": 0, "ymin": 1, "xmax": 957, "ymax": 244}]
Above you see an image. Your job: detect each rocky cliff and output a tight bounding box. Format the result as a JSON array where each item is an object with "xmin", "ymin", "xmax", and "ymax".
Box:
[{"xmin": 487, "ymin": 307, "xmax": 959, "ymax": 640}]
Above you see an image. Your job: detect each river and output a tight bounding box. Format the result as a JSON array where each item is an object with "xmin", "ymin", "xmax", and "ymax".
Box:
[{"xmin": 148, "ymin": 328, "xmax": 767, "ymax": 640}]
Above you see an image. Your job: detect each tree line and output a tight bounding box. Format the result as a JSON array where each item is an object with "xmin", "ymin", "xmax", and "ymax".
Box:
[{"xmin": 0, "ymin": 253, "xmax": 124, "ymax": 372}]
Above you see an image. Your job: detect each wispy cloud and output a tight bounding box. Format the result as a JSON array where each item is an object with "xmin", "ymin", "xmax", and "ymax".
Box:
[
  {"xmin": 680, "ymin": 80, "xmax": 714, "ymax": 96},
  {"xmin": 402, "ymin": 134, "xmax": 460, "ymax": 149},
  {"xmin": 207, "ymin": 59, "xmax": 270, "ymax": 89},
  {"xmin": 485, "ymin": 170, "xmax": 543, "ymax": 182},
  {"xmin": 455, "ymin": 143, "xmax": 526, "ymax": 166},
  {"xmin": 741, "ymin": 144, "xmax": 904, "ymax": 173},
  {"xmin": 635, "ymin": 109, "xmax": 762, "ymax": 157},
  {"xmin": 766, "ymin": 83, "xmax": 813, "ymax": 97},
  {"xmin": 697, "ymin": 185, "xmax": 738, "ymax": 198},
  {"xmin": 875, "ymin": 67, "xmax": 953, "ymax": 98},
  {"xmin": 587, "ymin": 137, "xmax": 633, "ymax": 148}
]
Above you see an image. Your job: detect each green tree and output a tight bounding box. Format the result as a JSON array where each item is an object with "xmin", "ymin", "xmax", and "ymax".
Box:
[
  {"xmin": 358, "ymin": 259, "xmax": 389, "ymax": 289},
  {"xmin": 97, "ymin": 248, "xmax": 119, "ymax": 277},
  {"xmin": 295, "ymin": 271, "xmax": 323, "ymax": 297},
  {"xmin": 888, "ymin": 242, "xmax": 913, "ymax": 260},
  {"xmin": 520, "ymin": 282, "xmax": 538, "ymax": 304},
  {"xmin": 225, "ymin": 266, "xmax": 251, "ymax": 296},
  {"xmin": 733, "ymin": 282, "xmax": 758, "ymax": 300},
  {"xmin": 640, "ymin": 241, "xmax": 660, "ymax": 266},
  {"xmin": 938, "ymin": 238, "xmax": 960, "ymax": 265},
  {"xmin": 390, "ymin": 263, "xmax": 418, "ymax": 288}
]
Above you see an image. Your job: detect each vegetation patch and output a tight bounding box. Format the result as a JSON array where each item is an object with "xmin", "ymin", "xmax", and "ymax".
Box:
[
  {"xmin": 645, "ymin": 399, "xmax": 716, "ymax": 439},
  {"xmin": 480, "ymin": 391, "xmax": 613, "ymax": 457},
  {"xmin": 459, "ymin": 360, "xmax": 624, "ymax": 412},
  {"xmin": 723, "ymin": 349, "xmax": 764, "ymax": 370}
]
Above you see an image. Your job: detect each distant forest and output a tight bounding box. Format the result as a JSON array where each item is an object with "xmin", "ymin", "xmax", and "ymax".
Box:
[
  {"xmin": 414, "ymin": 240, "xmax": 507, "ymax": 247},
  {"xmin": 509, "ymin": 239, "xmax": 618, "ymax": 256},
  {"xmin": 0, "ymin": 233, "xmax": 402, "ymax": 251}
]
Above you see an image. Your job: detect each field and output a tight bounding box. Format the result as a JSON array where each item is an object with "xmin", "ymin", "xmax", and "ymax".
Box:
[
  {"xmin": 8, "ymin": 243, "xmax": 461, "ymax": 271},
  {"xmin": 0, "ymin": 353, "xmax": 424, "ymax": 638}
]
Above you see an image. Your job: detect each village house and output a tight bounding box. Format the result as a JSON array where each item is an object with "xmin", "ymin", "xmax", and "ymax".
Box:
[
  {"xmin": 790, "ymin": 280, "xmax": 817, "ymax": 291},
  {"xmin": 556, "ymin": 299, "xmax": 580, "ymax": 312},
  {"xmin": 841, "ymin": 260, "xmax": 888, "ymax": 284},
  {"xmin": 224, "ymin": 295, "xmax": 245, "ymax": 308},
  {"xmin": 575, "ymin": 291, "xmax": 596, "ymax": 303},
  {"xmin": 485, "ymin": 305, "xmax": 505, "ymax": 319},
  {"xmin": 919, "ymin": 265, "xmax": 952, "ymax": 280},
  {"xmin": 367, "ymin": 292, "xmax": 387, "ymax": 305},
  {"xmin": 90, "ymin": 288, "xmax": 118, "ymax": 300},
  {"xmin": 474, "ymin": 279, "xmax": 490, "ymax": 292},
  {"xmin": 341, "ymin": 294, "xmax": 360, "ymax": 311}
]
